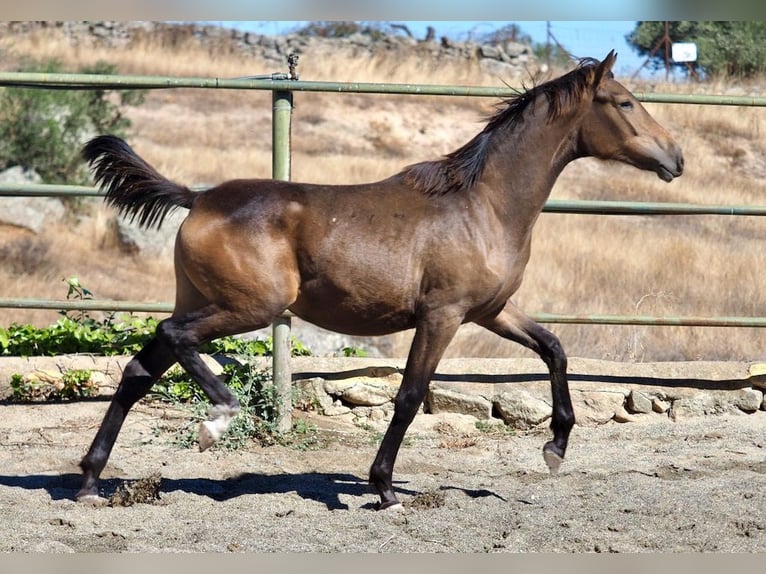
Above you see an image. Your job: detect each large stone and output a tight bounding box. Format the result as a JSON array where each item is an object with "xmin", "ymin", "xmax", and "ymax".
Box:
[
  {"xmin": 340, "ymin": 382, "xmax": 393, "ymax": 407},
  {"xmin": 108, "ymin": 208, "xmax": 186, "ymax": 257},
  {"xmin": 493, "ymin": 389, "xmax": 551, "ymax": 429},
  {"xmin": 293, "ymin": 377, "xmax": 335, "ymax": 413},
  {"xmin": 426, "ymin": 387, "xmax": 492, "ymax": 420},
  {"xmin": 0, "ymin": 167, "xmax": 65, "ymax": 233},
  {"xmin": 572, "ymin": 390, "xmax": 627, "ymax": 425},
  {"xmin": 669, "ymin": 388, "xmax": 764, "ymax": 421},
  {"xmin": 627, "ymin": 390, "xmax": 653, "ymax": 414}
]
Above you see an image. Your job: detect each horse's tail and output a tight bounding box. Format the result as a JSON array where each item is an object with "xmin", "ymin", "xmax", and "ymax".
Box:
[{"xmin": 82, "ymin": 135, "xmax": 196, "ymax": 230}]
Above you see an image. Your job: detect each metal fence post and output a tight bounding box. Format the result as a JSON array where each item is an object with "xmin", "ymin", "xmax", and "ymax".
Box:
[{"xmin": 271, "ymin": 88, "xmax": 293, "ymax": 434}]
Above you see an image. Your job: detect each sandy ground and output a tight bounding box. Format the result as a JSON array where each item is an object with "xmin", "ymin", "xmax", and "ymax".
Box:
[{"xmin": 0, "ymin": 374, "xmax": 764, "ymax": 553}]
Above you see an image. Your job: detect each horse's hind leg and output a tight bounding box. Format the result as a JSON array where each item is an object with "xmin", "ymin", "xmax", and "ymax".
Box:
[
  {"xmin": 154, "ymin": 304, "xmax": 270, "ymax": 450},
  {"xmin": 77, "ymin": 337, "xmax": 176, "ymax": 503},
  {"xmin": 477, "ymin": 305, "xmax": 574, "ymax": 474},
  {"xmin": 369, "ymin": 311, "xmax": 462, "ymax": 510}
]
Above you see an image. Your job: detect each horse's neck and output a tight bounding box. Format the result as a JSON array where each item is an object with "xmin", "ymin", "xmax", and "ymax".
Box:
[{"xmin": 480, "ymin": 111, "xmax": 581, "ymax": 220}]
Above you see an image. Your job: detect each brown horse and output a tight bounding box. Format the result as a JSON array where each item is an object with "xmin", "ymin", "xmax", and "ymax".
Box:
[{"xmin": 77, "ymin": 51, "xmax": 683, "ymax": 509}]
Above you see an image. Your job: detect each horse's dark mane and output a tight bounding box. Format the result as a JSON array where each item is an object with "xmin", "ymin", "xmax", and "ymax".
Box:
[{"xmin": 402, "ymin": 57, "xmax": 606, "ymax": 197}]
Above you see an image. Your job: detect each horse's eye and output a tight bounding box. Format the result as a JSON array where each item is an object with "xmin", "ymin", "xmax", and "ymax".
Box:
[{"xmin": 619, "ymin": 100, "xmax": 634, "ymax": 111}]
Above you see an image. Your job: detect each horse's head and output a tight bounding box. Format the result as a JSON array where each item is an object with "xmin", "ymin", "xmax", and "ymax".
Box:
[{"xmin": 578, "ymin": 51, "xmax": 684, "ymax": 182}]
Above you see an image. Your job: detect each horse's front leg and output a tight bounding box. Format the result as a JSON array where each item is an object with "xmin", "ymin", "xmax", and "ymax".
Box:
[
  {"xmin": 476, "ymin": 304, "xmax": 574, "ymax": 473},
  {"xmin": 369, "ymin": 311, "xmax": 462, "ymax": 510}
]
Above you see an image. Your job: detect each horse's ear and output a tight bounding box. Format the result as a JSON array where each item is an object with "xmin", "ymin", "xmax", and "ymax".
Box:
[{"xmin": 593, "ymin": 50, "xmax": 617, "ymax": 87}]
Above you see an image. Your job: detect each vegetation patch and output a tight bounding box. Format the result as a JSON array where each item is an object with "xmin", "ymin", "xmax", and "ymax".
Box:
[
  {"xmin": 10, "ymin": 368, "xmax": 97, "ymax": 402},
  {"xmin": 150, "ymin": 361, "xmax": 321, "ymax": 452}
]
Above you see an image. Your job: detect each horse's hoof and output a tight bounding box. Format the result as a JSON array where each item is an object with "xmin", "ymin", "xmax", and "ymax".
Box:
[
  {"xmin": 76, "ymin": 493, "xmax": 108, "ymax": 507},
  {"xmin": 543, "ymin": 449, "xmax": 563, "ymax": 474},
  {"xmin": 378, "ymin": 501, "xmax": 404, "ymax": 512},
  {"xmin": 198, "ymin": 405, "xmax": 239, "ymax": 451},
  {"xmin": 198, "ymin": 421, "xmax": 217, "ymax": 452}
]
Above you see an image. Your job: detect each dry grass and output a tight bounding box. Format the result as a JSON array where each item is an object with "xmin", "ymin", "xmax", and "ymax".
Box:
[{"xmin": 1, "ymin": 27, "xmax": 766, "ymax": 361}]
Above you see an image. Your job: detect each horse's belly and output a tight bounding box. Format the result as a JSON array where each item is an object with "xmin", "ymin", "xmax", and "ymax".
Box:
[{"xmin": 288, "ymin": 290, "xmax": 416, "ymax": 337}]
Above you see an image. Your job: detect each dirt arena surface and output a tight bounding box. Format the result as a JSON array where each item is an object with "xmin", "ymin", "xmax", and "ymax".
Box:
[{"xmin": 0, "ymin": 357, "xmax": 764, "ymax": 554}]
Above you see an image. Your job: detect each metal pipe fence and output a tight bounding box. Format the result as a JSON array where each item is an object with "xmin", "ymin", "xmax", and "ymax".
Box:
[
  {"xmin": 2, "ymin": 68, "xmax": 765, "ymax": 429},
  {"xmin": 3, "ymin": 71, "xmax": 766, "ymax": 106}
]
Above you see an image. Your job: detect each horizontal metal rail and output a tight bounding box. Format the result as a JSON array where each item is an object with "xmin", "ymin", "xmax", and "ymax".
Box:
[
  {"xmin": 0, "ymin": 183, "xmax": 103, "ymax": 197},
  {"xmin": 5, "ymin": 182, "xmax": 766, "ymax": 216},
  {"xmin": 532, "ymin": 313, "xmax": 766, "ymax": 328},
  {"xmin": 544, "ymin": 199, "xmax": 766, "ymax": 216},
  {"xmin": 2, "ymin": 72, "xmax": 766, "ymax": 107},
  {"xmin": 1, "ymin": 298, "xmax": 764, "ymax": 329},
  {"xmin": 0, "ymin": 298, "xmax": 174, "ymax": 314}
]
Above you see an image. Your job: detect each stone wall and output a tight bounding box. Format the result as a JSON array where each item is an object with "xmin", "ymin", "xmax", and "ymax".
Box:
[
  {"xmin": 1, "ymin": 355, "xmax": 763, "ymax": 432},
  {"xmin": 0, "ymin": 20, "xmax": 540, "ymax": 77},
  {"xmin": 283, "ymin": 356, "xmax": 766, "ymax": 430}
]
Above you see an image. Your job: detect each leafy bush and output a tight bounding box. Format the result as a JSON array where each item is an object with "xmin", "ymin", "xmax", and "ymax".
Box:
[
  {"xmin": 0, "ymin": 277, "xmax": 312, "ymax": 357},
  {"xmin": 0, "ymin": 59, "xmax": 146, "ymax": 184},
  {"xmin": 151, "ymin": 361, "xmax": 320, "ymax": 450},
  {"xmin": 0, "ymin": 313, "xmax": 310, "ymax": 358},
  {"xmin": 10, "ymin": 368, "xmax": 98, "ymax": 402}
]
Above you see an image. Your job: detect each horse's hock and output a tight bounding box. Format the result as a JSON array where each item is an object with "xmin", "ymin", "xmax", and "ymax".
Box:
[{"xmin": 2, "ymin": 354, "xmax": 763, "ymax": 431}]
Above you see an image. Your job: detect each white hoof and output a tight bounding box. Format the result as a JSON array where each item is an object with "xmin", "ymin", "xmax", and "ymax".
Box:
[
  {"xmin": 381, "ymin": 502, "xmax": 404, "ymax": 512},
  {"xmin": 198, "ymin": 404, "xmax": 239, "ymax": 452},
  {"xmin": 543, "ymin": 449, "xmax": 563, "ymax": 475}
]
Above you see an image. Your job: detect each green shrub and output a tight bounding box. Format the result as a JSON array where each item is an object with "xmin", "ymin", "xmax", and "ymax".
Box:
[
  {"xmin": 151, "ymin": 361, "xmax": 320, "ymax": 451},
  {"xmin": 0, "ymin": 314, "xmax": 310, "ymax": 358},
  {"xmin": 0, "ymin": 277, "xmax": 312, "ymax": 358},
  {"xmin": 10, "ymin": 368, "xmax": 98, "ymax": 401}
]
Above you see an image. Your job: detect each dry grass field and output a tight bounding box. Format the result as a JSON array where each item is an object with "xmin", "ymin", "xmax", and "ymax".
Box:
[{"xmin": 1, "ymin": 26, "xmax": 766, "ymax": 362}]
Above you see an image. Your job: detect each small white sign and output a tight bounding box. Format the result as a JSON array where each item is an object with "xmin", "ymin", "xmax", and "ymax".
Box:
[{"xmin": 671, "ymin": 42, "xmax": 698, "ymax": 63}]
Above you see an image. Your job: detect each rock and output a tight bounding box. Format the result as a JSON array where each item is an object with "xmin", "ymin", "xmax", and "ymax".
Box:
[
  {"xmin": 749, "ymin": 363, "xmax": 766, "ymax": 390},
  {"xmin": 200, "ymin": 354, "xmax": 225, "ymax": 376},
  {"xmin": 479, "ymin": 44, "xmax": 501, "ymax": 59},
  {"xmin": 294, "ymin": 377, "xmax": 334, "ymax": 413},
  {"xmin": 426, "ymin": 387, "xmax": 493, "ymax": 420},
  {"xmin": 107, "ymin": 208, "xmax": 186, "ymax": 257},
  {"xmin": 0, "ymin": 167, "xmax": 66, "ymax": 233},
  {"xmin": 340, "ymin": 382, "xmax": 393, "ymax": 407},
  {"xmin": 627, "ymin": 390, "xmax": 653, "ymax": 414},
  {"xmin": 323, "ymin": 376, "xmax": 399, "ymax": 406},
  {"xmin": 613, "ymin": 406, "xmax": 640, "ymax": 423},
  {"xmin": 652, "ymin": 397, "xmax": 671, "ymax": 414},
  {"xmin": 669, "ymin": 388, "xmax": 763, "ymax": 420},
  {"xmin": 573, "ymin": 390, "xmax": 627, "ymax": 426},
  {"xmin": 736, "ymin": 388, "xmax": 764, "ymax": 413},
  {"xmin": 493, "ymin": 389, "xmax": 551, "ymax": 429},
  {"xmin": 670, "ymin": 396, "xmax": 717, "ymax": 421},
  {"xmin": 502, "ymin": 41, "xmax": 531, "ymax": 58},
  {"xmin": 323, "ymin": 401, "xmax": 351, "ymax": 416}
]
